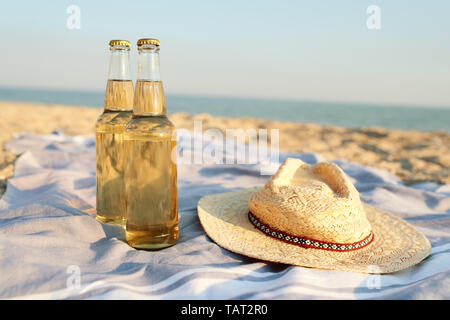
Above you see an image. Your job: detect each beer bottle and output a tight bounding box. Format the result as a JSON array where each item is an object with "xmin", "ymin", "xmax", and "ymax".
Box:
[
  {"xmin": 124, "ymin": 38, "xmax": 178, "ymax": 249},
  {"xmin": 95, "ymin": 40, "xmax": 133, "ymax": 225}
]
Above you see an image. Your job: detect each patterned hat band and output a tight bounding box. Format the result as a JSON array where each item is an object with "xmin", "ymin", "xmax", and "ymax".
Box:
[{"xmin": 248, "ymin": 211, "xmax": 374, "ymax": 252}]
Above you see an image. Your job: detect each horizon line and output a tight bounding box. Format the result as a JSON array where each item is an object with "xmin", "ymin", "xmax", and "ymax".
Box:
[{"xmin": 1, "ymin": 85, "xmax": 449, "ymax": 110}]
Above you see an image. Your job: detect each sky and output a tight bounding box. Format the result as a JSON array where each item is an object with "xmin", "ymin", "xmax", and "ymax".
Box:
[{"xmin": 0, "ymin": 0, "xmax": 449, "ymax": 107}]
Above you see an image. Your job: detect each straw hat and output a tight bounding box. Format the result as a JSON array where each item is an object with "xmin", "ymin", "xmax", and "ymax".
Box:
[{"xmin": 198, "ymin": 158, "xmax": 431, "ymax": 273}]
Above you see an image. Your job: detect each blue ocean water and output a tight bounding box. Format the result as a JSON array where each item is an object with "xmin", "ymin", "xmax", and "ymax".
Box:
[{"xmin": 1, "ymin": 87, "xmax": 449, "ymax": 132}]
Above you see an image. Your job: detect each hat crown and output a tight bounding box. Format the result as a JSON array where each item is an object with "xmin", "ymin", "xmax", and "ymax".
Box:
[{"xmin": 248, "ymin": 158, "xmax": 372, "ymax": 243}]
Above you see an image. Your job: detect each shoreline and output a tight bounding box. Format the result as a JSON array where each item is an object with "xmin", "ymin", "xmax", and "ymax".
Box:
[
  {"xmin": 0, "ymin": 101, "xmax": 449, "ymax": 196},
  {"xmin": 1, "ymin": 91, "xmax": 449, "ymax": 132}
]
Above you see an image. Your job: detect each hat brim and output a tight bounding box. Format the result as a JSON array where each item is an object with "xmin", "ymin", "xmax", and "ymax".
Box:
[{"xmin": 198, "ymin": 187, "xmax": 431, "ymax": 274}]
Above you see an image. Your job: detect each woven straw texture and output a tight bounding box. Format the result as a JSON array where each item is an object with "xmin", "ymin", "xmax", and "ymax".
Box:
[{"xmin": 248, "ymin": 158, "xmax": 372, "ymax": 244}]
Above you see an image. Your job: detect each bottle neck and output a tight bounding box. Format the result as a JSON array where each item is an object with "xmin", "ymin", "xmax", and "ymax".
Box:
[
  {"xmin": 108, "ymin": 48, "xmax": 132, "ymax": 80},
  {"xmin": 104, "ymin": 47, "xmax": 133, "ymax": 111},
  {"xmin": 133, "ymin": 46, "xmax": 166, "ymax": 116},
  {"xmin": 137, "ymin": 46, "xmax": 161, "ymax": 81},
  {"xmin": 133, "ymin": 80, "xmax": 166, "ymax": 116}
]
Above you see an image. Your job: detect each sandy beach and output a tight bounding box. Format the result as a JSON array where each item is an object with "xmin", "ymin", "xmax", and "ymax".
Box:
[{"xmin": 1, "ymin": 100, "xmax": 449, "ymax": 197}]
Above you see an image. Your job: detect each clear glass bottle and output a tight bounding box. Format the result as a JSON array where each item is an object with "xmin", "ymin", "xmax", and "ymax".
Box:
[
  {"xmin": 95, "ymin": 40, "xmax": 133, "ymax": 225},
  {"xmin": 124, "ymin": 38, "xmax": 178, "ymax": 249}
]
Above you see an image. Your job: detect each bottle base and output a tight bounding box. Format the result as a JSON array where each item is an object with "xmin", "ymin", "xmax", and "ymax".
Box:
[
  {"xmin": 96, "ymin": 214, "xmax": 126, "ymax": 227},
  {"xmin": 126, "ymin": 227, "xmax": 178, "ymax": 250}
]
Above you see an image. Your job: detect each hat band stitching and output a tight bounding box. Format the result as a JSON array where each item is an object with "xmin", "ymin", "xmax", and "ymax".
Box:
[{"xmin": 248, "ymin": 211, "xmax": 374, "ymax": 252}]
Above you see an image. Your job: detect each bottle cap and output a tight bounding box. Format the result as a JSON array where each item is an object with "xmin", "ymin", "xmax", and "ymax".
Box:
[
  {"xmin": 109, "ymin": 40, "xmax": 131, "ymax": 47},
  {"xmin": 137, "ymin": 38, "xmax": 160, "ymax": 47}
]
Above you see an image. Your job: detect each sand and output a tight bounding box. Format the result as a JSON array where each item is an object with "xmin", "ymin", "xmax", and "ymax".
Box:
[{"xmin": 1, "ymin": 101, "xmax": 449, "ymax": 196}]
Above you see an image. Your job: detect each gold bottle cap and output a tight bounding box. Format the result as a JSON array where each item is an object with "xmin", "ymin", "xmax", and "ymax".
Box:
[
  {"xmin": 109, "ymin": 40, "xmax": 131, "ymax": 47},
  {"xmin": 137, "ymin": 38, "xmax": 160, "ymax": 47}
]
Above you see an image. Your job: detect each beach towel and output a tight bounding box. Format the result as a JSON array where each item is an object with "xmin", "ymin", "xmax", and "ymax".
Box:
[{"xmin": 0, "ymin": 132, "xmax": 449, "ymax": 299}]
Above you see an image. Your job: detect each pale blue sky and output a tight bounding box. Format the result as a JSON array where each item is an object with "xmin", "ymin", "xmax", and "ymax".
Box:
[{"xmin": 1, "ymin": 1, "xmax": 449, "ymax": 107}]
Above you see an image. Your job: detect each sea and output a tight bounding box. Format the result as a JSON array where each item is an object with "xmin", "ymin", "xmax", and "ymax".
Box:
[{"xmin": 1, "ymin": 87, "xmax": 449, "ymax": 132}]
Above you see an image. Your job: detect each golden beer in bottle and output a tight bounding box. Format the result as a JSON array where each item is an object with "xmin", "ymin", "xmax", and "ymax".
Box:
[
  {"xmin": 124, "ymin": 38, "xmax": 178, "ymax": 249},
  {"xmin": 95, "ymin": 40, "xmax": 133, "ymax": 225}
]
